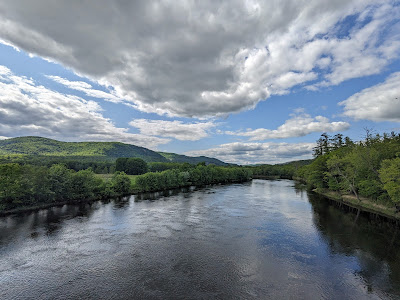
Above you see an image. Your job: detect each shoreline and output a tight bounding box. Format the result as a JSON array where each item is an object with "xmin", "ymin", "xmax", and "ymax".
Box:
[
  {"xmin": 312, "ymin": 188, "xmax": 400, "ymax": 222},
  {"xmin": 0, "ymin": 191, "xmax": 134, "ymax": 217},
  {"xmin": 3, "ymin": 179, "xmax": 399, "ymax": 224},
  {"xmin": 0, "ymin": 180, "xmax": 250, "ymax": 217},
  {"xmin": 0, "ymin": 196, "xmax": 115, "ymax": 217}
]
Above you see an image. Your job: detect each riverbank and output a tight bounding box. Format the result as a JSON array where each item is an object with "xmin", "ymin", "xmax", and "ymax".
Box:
[
  {"xmin": 252, "ymin": 175, "xmax": 280, "ymax": 180},
  {"xmin": 0, "ymin": 179, "xmax": 250, "ymax": 217},
  {"xmin": 0, "ymin": 164, "xmax": 252, "ymax": 216},
  {"xmin": 0, "ymin": 199, "xmax": 93, "ymax": 217},
  {"xmin": 0, "ymin": 191, "xmax": 135, "ymax": 217},
  {"xmin": 6, "ymin": 178, "xmax": 398, "ymax": 222},
  {"xmin": 4, "ymin": 179, "xmax": 399, "ymax": 299},
  {"xmin": 313, "ymin": 188, "xmax": 400, "ymax": 222}
]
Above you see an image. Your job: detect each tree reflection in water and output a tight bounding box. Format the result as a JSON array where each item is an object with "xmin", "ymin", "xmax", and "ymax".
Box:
[{"xmin": 308, "ymin": 192, "xmax": 400, "ymax": 296}]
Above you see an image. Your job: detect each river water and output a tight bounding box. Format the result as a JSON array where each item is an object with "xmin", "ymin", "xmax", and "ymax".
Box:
[{"xmin": 1, "ymin": 179, "xmax": 399, "ymax": 299}]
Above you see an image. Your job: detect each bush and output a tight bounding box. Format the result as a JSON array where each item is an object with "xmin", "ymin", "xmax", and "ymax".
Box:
[{"xmin": 111, "ymin": 172, "xmax": 132, "ymax": 195}]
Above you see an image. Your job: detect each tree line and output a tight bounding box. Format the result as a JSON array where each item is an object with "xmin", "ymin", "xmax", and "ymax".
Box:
[
  {"xmin": 0, "ymin": 155, "xmax": 116, "ymax": 174},
  {"xmin": 245, "ymin": 131, "xmax": 400, "ymax": 210},
  {"xmin": 134, "ymin": 164, "xmax": 252, "ymax": 193},
  {"xmin": 0, "ymin": 161, "xmax": 252, "ymax": 212},
  {"xmin": 248, "ymin": 160, "xmax": 311, "ymax": 179},
  {"xmin": 0, "ymin": 163, "xmax": 131, "ymax": 211},
  {"xmin": 297, "ymin": 131, "xmax": 400, "ymax": 208}
]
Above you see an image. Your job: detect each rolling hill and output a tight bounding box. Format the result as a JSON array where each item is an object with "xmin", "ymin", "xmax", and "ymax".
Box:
[
  {"xmin": 158, "ymin": 152, "xmax": 228, "ymax": 166},
  {"xmin": 0, "ymin": 136, "xmax": 227, "ymax": 165}
]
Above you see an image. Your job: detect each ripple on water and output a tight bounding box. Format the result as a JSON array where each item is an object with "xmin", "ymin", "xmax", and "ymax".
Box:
[{"xmin": 0, "ymin": 180, "xmax": 400, "ymax": 299}]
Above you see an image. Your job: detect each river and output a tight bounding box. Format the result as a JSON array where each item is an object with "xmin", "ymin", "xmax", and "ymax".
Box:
[{"xmin": 1, "ymin": 179, "xmax": 399, "ymax": 299}]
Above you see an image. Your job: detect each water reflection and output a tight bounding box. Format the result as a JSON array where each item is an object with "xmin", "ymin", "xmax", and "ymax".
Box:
[
  {"xmin": 135, "ymin": 186, "xmax": 197, "ymax": 201},
  {"xmin": 0, "ymin": 180, "xmax": 399, "ymax": 299},
  {"xmin": 308, "ymin": 192, "xmax": 400, "ymax": 296}
]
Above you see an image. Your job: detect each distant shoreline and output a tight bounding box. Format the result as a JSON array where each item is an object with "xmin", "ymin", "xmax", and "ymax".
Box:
[
  {"xmin": 0, "ymin": 180, "xmax": 246, "ymax": 217},
  {"xmin": 3, "ymin": 179, "xmax": 400, "ymax": 224}
]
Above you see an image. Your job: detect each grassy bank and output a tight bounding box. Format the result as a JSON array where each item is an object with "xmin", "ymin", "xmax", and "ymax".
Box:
[{"xmin": 313, "ymin": 189, "xmax": 400, "ymax": 221}]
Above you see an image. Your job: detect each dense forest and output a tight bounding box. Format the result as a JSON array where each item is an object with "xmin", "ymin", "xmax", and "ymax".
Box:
[
  {"xmin": 248, "ymin": 159, "xmax": 312, "ymax": 179},
  {"xmin": 0, "ymin": 160, "xmax": 252, "ymax": 212},
  {"xmin": 1, "ymin": 132, "xmax": 399, "ymax": 214},
  {"xmin": 0, "ymin": 163, "xmax": 131, "ymax": 211},
  {"xmin": 0, "ymin": 136, "xmax": 166, "ymax": 162},
  {"xmin": 158, "ymin": 152, "xmax": 229, "ymax": 166},
  {"xmin": 0, "ymin": 136, "xmax": 227, "ymax": 165},
  {"xmin": 134, "ymin": 164, "xmax": 251, "ymax": 193},
  {"xmin": 297, "ymin": 131, "xmax": 400, "ymax": 209},
  {"xmin": 250, "ymin": 131, "xmax": 400, "ymax": 210}
]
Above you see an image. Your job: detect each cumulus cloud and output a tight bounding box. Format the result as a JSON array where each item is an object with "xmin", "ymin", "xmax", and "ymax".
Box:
[
  {"xmin": 129, "ymin": 119, "xmax": 216, "ymax": 141},
  {"xmin": 0, "ymin": 65, "xmax": 169, "ymax": 148},
  {"xmin": 340, "ymin": 72, "xmax": 400, "ymax": 122},
  {"xmin": 186, "ymin": 142, "xmax": 315, "ymax": 165},
  {"xmin": 0, "ymin": 1, "xmax": 399, "ymax": 117},
  {"xmin": 226, "ymin": 113, "xmax": 349, "ymax": 141}
]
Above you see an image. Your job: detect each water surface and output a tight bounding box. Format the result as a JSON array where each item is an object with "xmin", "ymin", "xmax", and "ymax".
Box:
[{"xmin": 1, "ymin": 180, "xmax": 399, "ymax": 299}]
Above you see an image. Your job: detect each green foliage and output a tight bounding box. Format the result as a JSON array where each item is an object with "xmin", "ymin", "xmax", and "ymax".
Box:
[
  {"xmin": 110, "ymin": 172, "xmax": 132, "ymax": 195},
  {"xmin": 358, "ymin": 179, "xmax": 383, "ymax": 199},
  {"xmin": 0, "ymin": 163, "xmax": 134, "ymax": 211},
  {"xmin": 0, "ymin": 162, "xmax": 251, "ymax": 211},
  {"xmin": 47, "ymin": 164, "xmax": 74, "ymax": 201},
  {"xmin": 247, "ymin": 160, "xmax": 312, "ymax": 179},
  {"xmin": 0, "ymin": 136, "xmax": 230, "ymax": 166},
  {"xmin": 379, "ymin": 158, "xmax": 400, "ymax": 204},
  {"xmin": 157, "ymin": 151, "xmax": 228, "ymax": 166},
  {"xmin": 134, "ymin": 165, "xmax": 252, "ymax": 193},
  {"xmin": 0, "ymin": 137, "xmax": 233, "ymax": 177},
  {"xmin": 298, "ymin": 131, "xmax": 400, "ymax": 206},
  {"xmin": 306, "ymin": 155, "xmax": 329, "ymax": 190},
  {"xmin": 148, "ymin": 162, "xmax": 193, "ymax": 172},
  {"xmin": 116, "ymin": 158, "xmax": 148, "ymax": 175},
  {"xmin": 69, "ymin": 169, "xmax": 103, "ymax": 200},
  {"xmin": 0, "ymin": 136, "xmax": 167, "ymax": 162},
  {"xmin": 0, "ymin": 163, "xmax": 26, "ymax": 204},
  {"xmin": 0, "ymin": 154, "xmax": 117, "ymax": 173}
]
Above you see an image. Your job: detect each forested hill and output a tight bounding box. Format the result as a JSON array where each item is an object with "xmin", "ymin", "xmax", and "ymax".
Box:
[
  {"xmin": 0, "ymin": 136, "xmax": 166, "ymax": 162},
  {"xmin": 0, "ymin": 136, "xmax": 227, "ymax": 165},
  {"xmin": 158, "ymin": 152, "xmax": 228, "ymax": 166}
]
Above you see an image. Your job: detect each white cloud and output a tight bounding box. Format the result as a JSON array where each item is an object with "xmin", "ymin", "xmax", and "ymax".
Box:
[
  {"xmin": 0, "ymin": 65, "xmax": 169, "ymax": 148},
  {"xmin": 339, "ymin": 72, "xmax": 400, "ymax": 122},
  {"xmin": 47, "ymin": 75, "xmax": 123, "ymax": 103},
  {"xmin": 186, "ymin": 142, "xmax": 315, "ymax": 165},
  {"xmin": 0, "ymin": 1, "xmax": 398, "ymax": 117},
  {"xmin": 226, "ymin": 113, "xmax": 349, "ymax": 141},
  {"xmin": 129, "ymin": 119, "xmax": 216, "ymax": 141}
]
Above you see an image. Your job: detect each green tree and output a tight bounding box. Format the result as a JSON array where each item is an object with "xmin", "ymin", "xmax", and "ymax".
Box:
[
  {"xmin": 116, "ymin": 158, "xmax": 128, "ymax": 172},
  {"xmin": 48, "ymin": 164, "xmax": 74, "ymax": 201},
  {"xmin": 379, "ymin": 158, "xmax": 400, "ymax": 205},
  {"xmin": 0, "ymin": 163, "xmax": 25, "ymax": 206},
  {"xmin": 111, "ymin": 172, "xmax": 132, "ymax": 195},
  {"xmin": 69, "ymin": 169, "xmax": 102, "ymax": 200},
  {"xmin": 116, "ymin": 157, "xmax": 148, "ymax": 175},
  {"xmin": 326, "ymin": 153, "xmax": 361, "ymax": 201}
]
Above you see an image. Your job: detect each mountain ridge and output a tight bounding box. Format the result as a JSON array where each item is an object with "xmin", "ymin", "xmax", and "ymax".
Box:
[{"xmin": 0, "ymin": 136, "xmax": 227, "ymax": 165}]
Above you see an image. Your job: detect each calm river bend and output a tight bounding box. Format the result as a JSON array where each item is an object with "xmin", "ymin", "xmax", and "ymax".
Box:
[{"xmin": 1, "ymin": 179, "xmax": 400, "ymax": 299}]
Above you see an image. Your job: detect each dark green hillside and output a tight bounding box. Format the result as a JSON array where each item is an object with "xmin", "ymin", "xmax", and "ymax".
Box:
[
  {"xmin": 0, "ymin": 137, "xmax": 228, "ymax": 166},
  {"xmin": 158, "ymin": 152, "xmax": 228, "ymax": 166},
  {"xmin": 0, "ymin": 136, "xmax": 167, "ymax": 162}
]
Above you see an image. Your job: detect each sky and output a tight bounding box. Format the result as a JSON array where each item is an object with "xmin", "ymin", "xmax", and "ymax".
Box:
[{"xmin": 0, "ymin": 0, "xmax": 399, "ymax": 164}]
